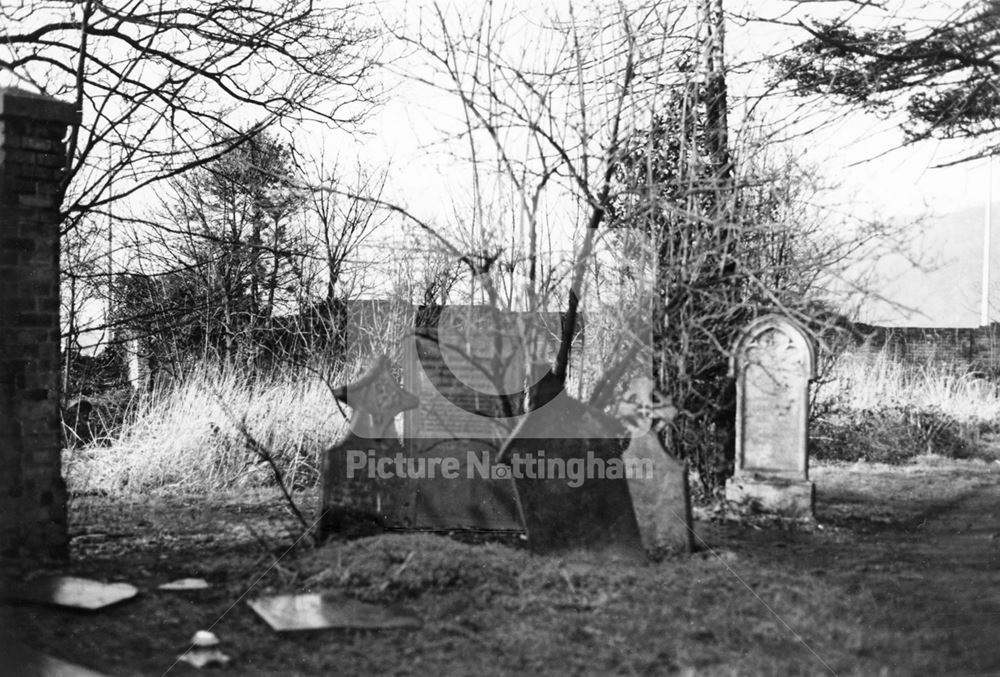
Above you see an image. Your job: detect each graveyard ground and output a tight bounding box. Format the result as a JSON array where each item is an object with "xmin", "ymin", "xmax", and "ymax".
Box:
[{"xmin": 2, "ymin": 456, "xmax": 1000, "ymax": 676}]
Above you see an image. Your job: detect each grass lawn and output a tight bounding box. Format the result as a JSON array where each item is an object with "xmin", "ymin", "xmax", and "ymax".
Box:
[{"xmin": 3, "ymin": 456, "xmax": 999, "ymax": 676}]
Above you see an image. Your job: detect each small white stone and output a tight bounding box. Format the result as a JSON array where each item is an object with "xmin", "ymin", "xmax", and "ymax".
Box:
[{"xmin": 190, "ymin": 630, "xmax": 220, "ymax": 647}]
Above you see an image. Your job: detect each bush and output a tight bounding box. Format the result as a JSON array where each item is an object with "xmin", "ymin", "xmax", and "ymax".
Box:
[
  {"xmin": 811, "ymin": 353, "xmax": 1000, "ymax": 464},
  {"xmin": 811, "ymin": 405, "xmax": 982, "ymax": 464}
]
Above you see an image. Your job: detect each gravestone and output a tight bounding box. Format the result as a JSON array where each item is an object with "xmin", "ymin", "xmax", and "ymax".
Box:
[
  {"xmin": 401, "ymin": 306, "xmax": 529, "ymax": 531},
  {"xmin": 318, "ymin": 356, "xmax": 420, "ymax": 537},
  {"xmin": 499, "ymin": 388, "xmax": 646, "ymax": 562},
  {"xmin": 725, "ymin": 314, "xmax": 816, "ymax": 518},
  {"xmin": 617, "ymin": 377, "xmax": 694, "ymax": 558},
  {"xmin": 326, "ymin": 306, "xmax": 588, "ymax": 535}
]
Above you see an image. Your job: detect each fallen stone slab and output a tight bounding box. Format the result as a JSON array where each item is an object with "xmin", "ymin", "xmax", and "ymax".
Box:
[
  {"xmin": 6, "ymin": 576, "xmax": 138, "ymax": 611},
  {"xmin": 158, "ymin": 578, "xmax": 210, "ymax": 591},
  {"xmin": 247, "ymin": 593, "xmax": 422, "ymax": 632}
]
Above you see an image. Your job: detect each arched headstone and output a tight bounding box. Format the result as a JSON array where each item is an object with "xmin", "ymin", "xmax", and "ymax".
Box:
[{"xmin": 725, "ymin": 314, "xmax": 816, "ymax": 518}]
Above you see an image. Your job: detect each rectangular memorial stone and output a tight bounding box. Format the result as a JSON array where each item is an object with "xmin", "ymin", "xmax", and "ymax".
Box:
[
  {"xmin": 725, "ymin": 314, "xmax": 816, "ymax": 518},
  {"xmin": 500, "ymin": 392, "xmax": 646, "ymax": 562},
  {"xmin": 401, "ymin": 306, "xmax": 531, "ymax": 531}
]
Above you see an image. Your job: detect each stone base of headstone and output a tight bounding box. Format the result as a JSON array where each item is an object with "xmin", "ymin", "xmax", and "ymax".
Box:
[{"xmin": 725, "ymin": 474, "xmax": 814, "ymax": 519}]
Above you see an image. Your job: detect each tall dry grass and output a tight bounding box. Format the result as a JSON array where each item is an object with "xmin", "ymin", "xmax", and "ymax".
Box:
[
  {"xmin": 816, "ymin": 352, "xmax": 1000, "ymax": 421},
  {"xmin": 65, "ymin": 363, "xmax": 350, "ymax": 496},
  {"xmin": 812, "ymin": 351, "xmax": 1000, "ymax": 463},
  {"xmin": 68, "ymin": 346, "xmax": 1000, "ymax": 496}
]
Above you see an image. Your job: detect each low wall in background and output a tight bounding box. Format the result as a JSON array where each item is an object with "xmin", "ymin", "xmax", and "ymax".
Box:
[{"xmin": 836, "ymin": 322, "xmax": 1000, "ymax": 372}]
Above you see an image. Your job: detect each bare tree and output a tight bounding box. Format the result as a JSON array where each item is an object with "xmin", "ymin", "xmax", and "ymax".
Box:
[
  {"xmin": 380, "ymin": 1, "xmax": 699, "ymax": 389},
  {"xmin": 0, "ymin": 0, "xmax": 380, "ymax": 227},
  {"xmin": 115, "ymin": 130, "xmax": 308, "ymax": 368},
  {"xmin": 354, "ymin": 0, "xmax": 893, "ymax": 492}
]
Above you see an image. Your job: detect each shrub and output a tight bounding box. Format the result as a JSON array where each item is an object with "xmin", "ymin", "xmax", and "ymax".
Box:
[{"xmin": 811, "ymin": 353, "xmax": 1000, "ymax": 463}]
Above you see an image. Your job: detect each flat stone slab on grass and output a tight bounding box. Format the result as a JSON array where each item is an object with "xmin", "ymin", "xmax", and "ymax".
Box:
[
  {"xmin": 248, "ymin": 594, "xmax": 422, "ymax": 632},
  {"xmin": 157, "ymin": 577, "xmax": 210, "ymax": 591},
  {"xmin": 7, "ymin": 576, "xmax": 138, "ymax": 611}
]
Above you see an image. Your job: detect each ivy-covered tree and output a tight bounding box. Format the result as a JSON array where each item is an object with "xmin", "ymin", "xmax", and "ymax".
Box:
[{"xmin": 609, "ymin": 79, "xmax": 846, "ymax": 494}]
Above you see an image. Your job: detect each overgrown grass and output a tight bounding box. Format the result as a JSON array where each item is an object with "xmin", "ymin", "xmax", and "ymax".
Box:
[
  {"xmin": 812, "ymin": 351, "xmax": 1000, "ymax": 463},
  {"xmin": 69, "ymin": 346, "xmax": 1000, "ymax": 497},
  {"xmin": 65, "ymin": 363, "xmax": 349, "ymax": 496}
]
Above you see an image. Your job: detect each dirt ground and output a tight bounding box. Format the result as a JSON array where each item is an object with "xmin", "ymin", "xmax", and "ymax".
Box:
[{"xmin": 2, "ymin": 457, "xmax": 1000, "ymax": 676}]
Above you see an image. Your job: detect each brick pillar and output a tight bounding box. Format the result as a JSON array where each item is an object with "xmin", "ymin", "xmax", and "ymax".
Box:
[{"xmin": 0, "ymin": 88, "xmax": 77, "ymax": 560}]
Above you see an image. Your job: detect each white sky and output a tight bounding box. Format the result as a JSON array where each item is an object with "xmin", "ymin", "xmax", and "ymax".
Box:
[
  {"xmin": 323, "ymin": 0, "xmax": 995, "ymax": 326},
  {"xmin": 7, "ymin": 0, "xmax": 988, "ymax": 339},
  {"xmin": 331, "ymin": 0, "xmax": 989, "ymax": 222}
]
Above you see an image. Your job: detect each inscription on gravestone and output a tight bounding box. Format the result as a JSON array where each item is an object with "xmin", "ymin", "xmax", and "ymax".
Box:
[
  {"xmin": 725, "ymin": 314, "xmax": 816, "ymax": 518},
  {"xmin": 402, "ymin": 306, "xmax": 527, "ymax": 530},
  {"xmin": 404, "ymin": 306, "xmax": 526, "ymax": 439}
]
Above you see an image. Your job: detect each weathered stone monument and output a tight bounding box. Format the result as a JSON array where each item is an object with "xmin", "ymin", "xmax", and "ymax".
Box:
[
  {"xmin": 499, "ymin": 384, "xmax": 647, "ymax": 562},
  {"xmin": 0, "ymin": 89, "xmax": 77, "ymax": 559},
  {"xmin": 725, "ymin": 314, "xmax": 816, "ymax": 518},
  {"xmin": 618, "ymin": 377, "xmax": 694, "ymax": 558},
  {"xmin": 400, "ymin": 306, "xmax": 583, "ymax": 531},
  {"xmin": 320, "ymin": 305, "xmax": 648, "ymax": 559}
]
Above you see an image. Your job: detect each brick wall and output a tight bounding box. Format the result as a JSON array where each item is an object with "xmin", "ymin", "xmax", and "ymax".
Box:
[
  {"xmin": 839, "ymin": 322, "xmax": 1000, "ymax": 372},
  {"xmin": 0, "ymin": 88, "xmax": 76, "ymax": 559}
]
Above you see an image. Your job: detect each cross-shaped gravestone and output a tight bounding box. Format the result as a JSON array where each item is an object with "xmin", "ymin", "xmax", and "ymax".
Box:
[
  {"xmin": 725, "ymin": 314, "xmax": 816, "ymax": 518},
  {"xmin": 319, "ymin": 356, "xmax": 419, "ymax": 538},
  {"xmin": 332, "ymin": 355, "xmax": 420, "ymax": 439},
  {"xmin": 617, "ymin": 377, "xmax": 694, "ymax": 558}
]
